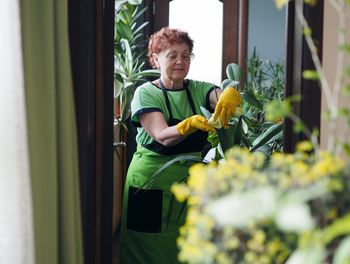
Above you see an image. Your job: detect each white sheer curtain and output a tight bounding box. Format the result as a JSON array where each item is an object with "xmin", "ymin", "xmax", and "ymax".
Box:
[{"xmin": 0, "ymin": 1, "xmax": 35, "ymax": 263}]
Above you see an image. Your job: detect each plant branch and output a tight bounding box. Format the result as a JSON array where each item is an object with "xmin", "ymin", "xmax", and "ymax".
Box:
[
  {"xmin": 289, "ymin": 111, "xmax": 320, "ymax": 153},
  {"xmin": 295, "ymin": 2, "xmax": 334, "ymax": 111},
  {"xmin": 327, "ymin": 0, "xmax": 348, "ymax": 153},
  {"xmin": 327, "ymin": 0, "xmax": 341, "ymax": 13}
]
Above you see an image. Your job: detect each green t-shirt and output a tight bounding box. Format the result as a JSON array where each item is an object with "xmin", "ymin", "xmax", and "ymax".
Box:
[{"xmin": 131, "ymin": 80, "xmax": 217, "ymax": 145}]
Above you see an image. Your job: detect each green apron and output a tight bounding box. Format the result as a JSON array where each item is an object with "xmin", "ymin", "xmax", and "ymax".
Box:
[
  {"xmin": 120, "ymin": 146, "xmax": 201, "ymax": 264},
  {"xmin": 120, "ymin": 80, "xmax": 209, "ymax": 263}
]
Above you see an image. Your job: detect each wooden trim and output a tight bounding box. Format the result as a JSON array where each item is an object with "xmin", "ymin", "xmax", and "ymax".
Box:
[
  {"xmin": 284, "ymin": 0, "xmax": 323, "ymax": 152},
  {"xmin": 144, "ymin": 0, "xmax": 154, "ymax": 38},
  {"xmin": 283, "ymin": 1, "xmax": 296, "ymax": 153},
  {"xmin": 154, "ymin": 0, "xmax": 169, "ymax": 31},
  {"xmin": 95, "ymin": 0, "xmax": 115, "ymax": 263},
  {"xmin": 300, "ymin": 0, "xmax": 323, "ymax": 140},
  {"xmin": 238, "ymin": 0, "xmax": 249, "ymax": 87},
  {"xmin": 222, "ymin": 0, "xmax": 240, "ymax": 80}
]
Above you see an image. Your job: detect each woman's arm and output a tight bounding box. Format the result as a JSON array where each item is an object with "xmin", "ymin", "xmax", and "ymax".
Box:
[
  {"xmin": 208, "ymin": 87, "xmax": 223, "ymax": 110},
  {"xmin": 139, "ymin": 111, "xmax": 185, "ymax": 146}
]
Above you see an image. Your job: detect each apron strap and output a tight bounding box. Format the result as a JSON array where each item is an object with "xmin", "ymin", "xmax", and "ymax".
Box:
[
  {"xmin": 159, "ymin": 79, "xmax": 174, "ymax": 119},
  {"xmin": 159, "ymin": 79, "xmax": 196, "ymax": 117}
]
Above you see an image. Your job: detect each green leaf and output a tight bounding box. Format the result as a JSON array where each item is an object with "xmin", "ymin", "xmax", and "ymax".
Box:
[
  {"xmin": 114, "ymin": 72, "xmax": 124, "ymax": 83},
  {"xmin": 304, "ymin": 0, "xmax": 317, "ymax": 6},
  {"xmin": 241, "ymin": 134, "xmax": 251, "ymax": 148},
  {"xmin": 128, "ymin": 0, "xmax": 142, "ymax": 5},
  {"xmin": 322, "ymin": 214, "xmax": 350, "ymax": 244},
  {"xmin": 120, "ymin": 85, "xmax": 135, "ymax": 122},
  {"xmin": 221, "ymin": 79, "xmax": 239, "ymax": 89},
  {"xmin": 120, "ymin": 39, "xmax": 133, "ymax": 74},
  {"xmin": 200, "ymin": 106, "xmax": 212, "ymax": 120},
  {"xmin": 207, "ymin": 132, "xmax": 219, "ymax": 148},
  {"xmin": 338, "ymin": 107, "xmax": 350, "ymax": 117},
  {"xmin": 339, "ymin": 43, "xmax": 350, "ymax": 53},
  {"xmin": 265, "ymin": 100, "xmax": 291, "ymax": 122},
  {"xmin": 293, "ymin": 121, "xmax": 306, "ymax": 133},
  {"xmin": 117, "ymin": 20, "xmax": 133, "ymax": 40},
  {"xmin": 242, "ymin": 118, "xmax": 248, "ymax": 134},
  {"xmin": 343, "ymin": 143, "xmax": 350, "ymax": 158},
  {"xmin": 233, "ymin": 117, "xmax": 243, "ymax": 146},
  {"xmin": 250, "ymin": 123, "xmax": 283, "ymax": 151},
  {"xmin": 140, "ymin": 155, "xmax": 206, "ymax": 189},
  {"xmin": 342, "ymin": 84, "xmax": 350, "ymax": 94},
  {"xmin": 226, "ymin": 63, "xmax": 242, "ymax": 81},
  {"xmin": 133, "ymin": 69, "xmax": 160, "ymax": 79},
  {"xmin": 165, "ymin": 195, "xmax": 175, "ymax": 228},
  {"xmin": 254, "ymin": 144, "xmax": 271, "ymax": 157},
  {"xmin": 346, "ymin": 65, "xmax": 350, "ymax": 76},
  {"xmin": 115, "ymin": 0, "xmax": 128, "ymax": 13},
  {"xmin": 286, "ymin": 247, "xmax": 325, "ymax": 264},
  {"xmin": 333, "ymin": 236, "xmax": 350, "ymax": 264},
  {"xmin": 217, "ymin": 117, "xmax": 243, "ymax": 152},
  {"xmin": 303, "ymin": 70, "xmax": 319, "ymax": 80},
  {"xmin": 303, "ymin": 27, "xmax": 312, "ymax": 36},
  {"xmin": 132, "ymin": 6, "xmax": 147, "ymax": 22},
  {"xmin": 114, "ymin": 79, "xmax": 123, "ymax": 98},
  {"xmin": 241, "ymin": 91, "xmax": 263, "ymax": 110},
  {"xmin": 133, "ymin": 21, "xmax": 149, "ymax": 35}
]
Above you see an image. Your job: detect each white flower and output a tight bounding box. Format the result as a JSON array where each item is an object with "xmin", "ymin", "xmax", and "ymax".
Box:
[
  {"xmin": 276, "ymin": 203, "xmax": 314, "ymax": 232},
  {"xmin": 207, "ymin": 186, "xmax": 278, "ymax": 228}
]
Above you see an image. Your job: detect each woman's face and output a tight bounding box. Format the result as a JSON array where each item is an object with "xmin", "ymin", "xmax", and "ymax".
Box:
[{"xmin": 153, "ymin": 42, "xmax": 191, "ymax": 83}]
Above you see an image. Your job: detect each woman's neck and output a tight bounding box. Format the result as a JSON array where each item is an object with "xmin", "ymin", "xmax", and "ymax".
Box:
[{"xmin": 160, "ymin": 78, "xmax": 183, "ymax": 90}]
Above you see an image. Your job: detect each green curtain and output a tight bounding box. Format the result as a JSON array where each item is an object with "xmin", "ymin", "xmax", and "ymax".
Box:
[{"xmin": 20, "ymin": 1, "xmax": 84, "ymax": 264}]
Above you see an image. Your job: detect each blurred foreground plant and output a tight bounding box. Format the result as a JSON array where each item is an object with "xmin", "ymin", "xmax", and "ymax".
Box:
[
  {"xmin": 172, "ymin": 144, "xmax": 350, "ymax": 264},
  {"xmin": 172, "ymin": 0, "xmax": 350, "ymax": 263}
]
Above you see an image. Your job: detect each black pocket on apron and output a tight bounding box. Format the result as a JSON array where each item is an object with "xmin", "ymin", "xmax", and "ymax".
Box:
[{"xmin": 126, "ymin": 186, "xmax": 163, "ymax": 233}]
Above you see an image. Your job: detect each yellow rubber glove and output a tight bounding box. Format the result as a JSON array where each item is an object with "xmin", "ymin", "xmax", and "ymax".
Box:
[
  {"xmin": 213, "ymin": 87, "xmax": 243, "ymax": 127},
  {"xmin": 176, "ymin": 115, "xmax": 215, "ymax": 136}
]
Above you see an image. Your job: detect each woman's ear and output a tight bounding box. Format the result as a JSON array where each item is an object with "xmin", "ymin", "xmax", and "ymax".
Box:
[{"xmin": 152, "ymin": 53, "xmax": 160, "ymax": 69}]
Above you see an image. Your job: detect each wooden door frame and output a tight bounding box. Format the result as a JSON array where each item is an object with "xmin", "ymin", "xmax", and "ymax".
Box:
[
  {"xmin": 67, "ymin": 1, "xmax": 324, "ymax": 263},
  {"xmin": 284, "ymin": 0, "xmax": 323, "ymax": 152},
  {"xmin": 68, "ymin": 0, "xmax": 115, "ymax": 263}
]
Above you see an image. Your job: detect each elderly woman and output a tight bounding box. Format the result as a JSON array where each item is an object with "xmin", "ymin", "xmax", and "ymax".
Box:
[{"xmin": 119, "ymin": 27, "xmax": 241, "ymax": 263}]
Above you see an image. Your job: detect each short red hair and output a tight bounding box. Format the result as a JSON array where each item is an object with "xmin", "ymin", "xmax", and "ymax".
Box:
[{"xmin": 147, "ymin": 27, "xmax": 194, "ymax": 68}]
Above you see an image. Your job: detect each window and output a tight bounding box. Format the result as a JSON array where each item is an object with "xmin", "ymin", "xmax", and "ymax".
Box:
[{"xmin": 169, "ymin": 0, "xmax": 223, "ymax": 85}]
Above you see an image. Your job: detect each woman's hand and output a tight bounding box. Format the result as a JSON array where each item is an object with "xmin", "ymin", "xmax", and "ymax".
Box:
[
  {"xmin": 212, "ymin": 87, "xmax": 242, "ymax": 127},
  {"xmin": 176, "ymin": 115, "xmax": 215, "ymax": 136}
]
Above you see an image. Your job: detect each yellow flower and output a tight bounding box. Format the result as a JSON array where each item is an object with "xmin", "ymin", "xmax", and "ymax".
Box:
[
  {"xmin": 244, "ymin": 252, "xmax": 257, "ymax": 263},
  {"xmin": 188, "ymin": 163, "xmax": 208, "ymax": 192},
  {"xmin": 224, "ymin": 236, "xmax": 240, "ymax": 250},
  {"xmin": 290, "ymin": 161, "xmax": 309, "ymax": 181},
  {"xmin": 171, "ymin": 183, "xmax": 189, "ymax": 202},
  {"xmin": 253, "ymin": 229, "xmax": 266, "ymax": 245},
  {"xmin": 275, "ymin": 0, "xmax": 289, "ymax": 9},
  {"xmin": 187, "ymin": 195, "xmax": 201, "ymax": 206},
  {"xmin": 325, "ymin": 208, "xmax": 338, "ymax": 220},
  {"xmin": 267, "ymin": 239, "xmax": 280, "ymax": 254},
  {"xmin": 216, "ymin": 252, "xmax": 232, "ymax": 264},
  {"xmin": 271, "ymin": 152, "xmax": 287, "ymax": 167},
  {"xmin": 296, "ymin": 140, "xmax": 314, "ymax": 152},
  {"xmin": 304, "ymin": 0, "xmax": 317, "ymax": 6}
]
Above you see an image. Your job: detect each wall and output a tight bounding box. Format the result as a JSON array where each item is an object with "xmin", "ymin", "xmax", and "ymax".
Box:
[
  {"xmin": 321, "ymin": 2, "xmax": 350, "ymax": 152},
  {"xmin": 248, "ymin": 0, "xmax": 286, "ymax": 63}
]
